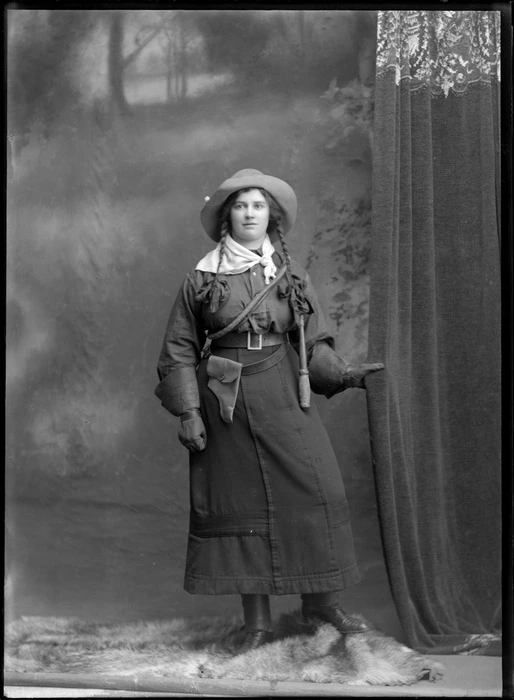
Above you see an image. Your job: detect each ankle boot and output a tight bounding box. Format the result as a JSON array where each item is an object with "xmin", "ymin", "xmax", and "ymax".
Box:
[
  {"xmin": 301, "ymin": 592, "xmax": 369, "ymax": 634},
  {"xmin": 235, "ymin": 594, "xmax": 273, "ymax": 654}
]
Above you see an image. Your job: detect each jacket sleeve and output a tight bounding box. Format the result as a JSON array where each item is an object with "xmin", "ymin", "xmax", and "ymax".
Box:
[
  {"xmin": 154, "ymin": 272, "xmax": 206, "ymax": 416},
  {"xmin": 298, "ymin": 272, "xmax": 352, "ymax": 398}
]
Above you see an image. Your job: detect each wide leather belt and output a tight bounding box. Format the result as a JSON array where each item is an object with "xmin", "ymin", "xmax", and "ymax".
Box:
[
  {"xmin": 241, "ymin": 342, "xmax": 289, "ymax": 375},
  {"xmin": 211, "ymin": 330, "xmax": 288, "ymax": 350}
]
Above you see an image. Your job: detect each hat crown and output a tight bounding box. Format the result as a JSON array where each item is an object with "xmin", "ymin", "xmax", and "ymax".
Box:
[{"xmin": 230, "ymin": 168, "xmax": 264, "ymax": 180}]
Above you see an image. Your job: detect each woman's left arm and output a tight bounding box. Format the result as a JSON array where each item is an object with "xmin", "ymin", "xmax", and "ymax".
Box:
[{"xmin": 300, "ymin": 272, "xmax": 383, "ymax": 397}]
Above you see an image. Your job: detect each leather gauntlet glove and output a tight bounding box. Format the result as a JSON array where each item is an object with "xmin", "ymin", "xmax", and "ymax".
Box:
[
  {"xmin": 341, "ymin": 362, "xmax": 384, "ymax": 389},
  {"xmin": 178, "ymin": 409, "xmax": 207, "ymax": 452}
]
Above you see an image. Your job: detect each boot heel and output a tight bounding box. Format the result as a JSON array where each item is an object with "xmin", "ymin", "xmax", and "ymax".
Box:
[{"xmin": 234, "ymin": 629, "xmax": 273, "ymax": 656}]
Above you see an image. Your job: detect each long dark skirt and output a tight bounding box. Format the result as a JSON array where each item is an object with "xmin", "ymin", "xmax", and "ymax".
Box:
[{"xmin": 184, "ymin": 342, "xmax": 361, "ymax": 595}]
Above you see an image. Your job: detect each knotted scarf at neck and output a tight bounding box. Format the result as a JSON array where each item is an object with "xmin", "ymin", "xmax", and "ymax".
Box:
[{"xmin": 195, "ymin": 233, "xmax": 278, "ymax": 284}]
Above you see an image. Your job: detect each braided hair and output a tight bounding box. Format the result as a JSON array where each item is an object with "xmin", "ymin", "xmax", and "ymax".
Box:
[
  {"xmin": 205, "ymin": 197, "xmax": 236, "ymax": 312},
  {"xmin": 275, "ymin": 223, "xmax": 294, "ymax": 290},
  {"xmin": 216, "ymin": 221, "xmax": 230, "ymax": 277}
]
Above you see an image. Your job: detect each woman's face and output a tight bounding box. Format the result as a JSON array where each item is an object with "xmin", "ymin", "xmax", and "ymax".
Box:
[{"xmin": 229, "ymin": 189, "xmax": 270, "ymax": 249}]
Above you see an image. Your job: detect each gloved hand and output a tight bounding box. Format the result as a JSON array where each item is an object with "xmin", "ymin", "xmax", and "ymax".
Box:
[
  {"xmin": 342, "ymin": 363, "xmax": 384, "ymax": 389},
  {"xmin": 178, "ymin": 409, "xmax": 207, "ymax": 452}
]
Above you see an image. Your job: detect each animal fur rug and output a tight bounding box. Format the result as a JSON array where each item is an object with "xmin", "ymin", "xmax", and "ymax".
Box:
[{"xmin": 5, "ymin": 610, "xmax": 444, "ymax": 687}]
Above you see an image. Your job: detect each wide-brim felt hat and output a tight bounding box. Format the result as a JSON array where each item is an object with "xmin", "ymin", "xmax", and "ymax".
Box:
[{"xmin": 200, "ymin": 168, "xmax": 297, "ymax": 241}]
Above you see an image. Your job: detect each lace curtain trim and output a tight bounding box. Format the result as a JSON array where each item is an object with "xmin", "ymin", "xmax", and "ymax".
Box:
[{"xmin": 376, "ymin": 11, "xmax": 500, "ymax": 97}]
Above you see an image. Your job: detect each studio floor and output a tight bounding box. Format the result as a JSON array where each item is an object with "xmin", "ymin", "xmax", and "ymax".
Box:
[{"xmin": 4, "ymin": 654, "xmax": 504, "ymax": 698}]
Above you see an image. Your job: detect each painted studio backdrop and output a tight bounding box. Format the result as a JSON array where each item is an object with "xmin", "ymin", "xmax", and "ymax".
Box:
[{"xmin": 6, "ymin": 9, "xmax": 501, "ymax": 655}]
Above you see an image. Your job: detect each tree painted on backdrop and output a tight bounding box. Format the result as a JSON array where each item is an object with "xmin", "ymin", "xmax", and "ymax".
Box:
[{"xmin": 304, "ymin": 18, "xmax": 375, "ymax": 363}]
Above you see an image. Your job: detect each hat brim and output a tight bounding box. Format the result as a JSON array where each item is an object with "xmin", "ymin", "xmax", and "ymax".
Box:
[{"xmin": 200, "ymin": 170, "xmax": 297, "ymax": 241}]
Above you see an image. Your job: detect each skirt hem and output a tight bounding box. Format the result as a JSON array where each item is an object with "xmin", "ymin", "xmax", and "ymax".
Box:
[{"xmin": 184, "ymin": 565, "xmax": 361, "ymax": 595}]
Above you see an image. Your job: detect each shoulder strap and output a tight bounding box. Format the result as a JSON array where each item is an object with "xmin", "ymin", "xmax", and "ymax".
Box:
[{"xmin": 207, "ymin": 264, "xmax": 288, "ymax": 341}]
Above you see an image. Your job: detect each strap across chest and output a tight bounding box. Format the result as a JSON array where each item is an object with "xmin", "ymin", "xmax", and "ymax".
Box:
[{"xmin": 207, "ymin": 263, "xmax": 288, "ymax": 341}]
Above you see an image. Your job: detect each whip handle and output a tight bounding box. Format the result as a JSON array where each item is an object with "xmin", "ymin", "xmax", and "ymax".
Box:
[{"xmin": 298, "ymin": 316, "xmax": 310, "ymax": 409}]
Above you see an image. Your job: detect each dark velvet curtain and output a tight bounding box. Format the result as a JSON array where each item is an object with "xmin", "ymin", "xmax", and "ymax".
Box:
[{"xmin": 366, "ymin": 11, "xmax": 502, "ymax": 655}]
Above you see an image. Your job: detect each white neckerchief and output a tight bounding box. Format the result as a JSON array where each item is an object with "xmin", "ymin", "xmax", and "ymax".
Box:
[{"xmin": 195, "ymin": 234, "xmax": 278, "ymax": 285}]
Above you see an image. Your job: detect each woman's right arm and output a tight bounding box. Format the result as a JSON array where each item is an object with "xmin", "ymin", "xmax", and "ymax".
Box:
[{"xmin": 155, "ymin": 273, "xmax": 208, "ymax": 452}]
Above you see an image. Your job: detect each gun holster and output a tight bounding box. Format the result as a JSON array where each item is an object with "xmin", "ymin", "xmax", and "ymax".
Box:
[{"xmin": 206, "ymin": 355, "xmax": 243, "ymax": 423}]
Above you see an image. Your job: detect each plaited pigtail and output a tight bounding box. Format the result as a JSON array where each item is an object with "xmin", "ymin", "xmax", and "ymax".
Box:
[
  {"xmin": 276, "ymin": 224, "xmax": 294, "ymax": 285},
  {"xmin": 276, "ymin": 225, "xmax": 310, "ymax": 319},
  {"xmin": 207, "ymin": 222, "xmax": 229, "ymax": 313},
  {"xmin": 216, "ymin": 222, "xmax": 229, "ymax": 274}
]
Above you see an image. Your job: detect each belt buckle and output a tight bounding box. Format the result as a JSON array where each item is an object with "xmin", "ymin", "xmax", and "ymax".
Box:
[{"xmin": 247, "ymin": 331, "xmax": 263, "ymax": 350}]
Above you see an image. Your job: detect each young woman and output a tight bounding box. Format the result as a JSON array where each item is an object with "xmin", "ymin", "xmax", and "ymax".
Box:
[{"xmin": 155, "ymin": 169, "xmax": 383, "ymax": 654}]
